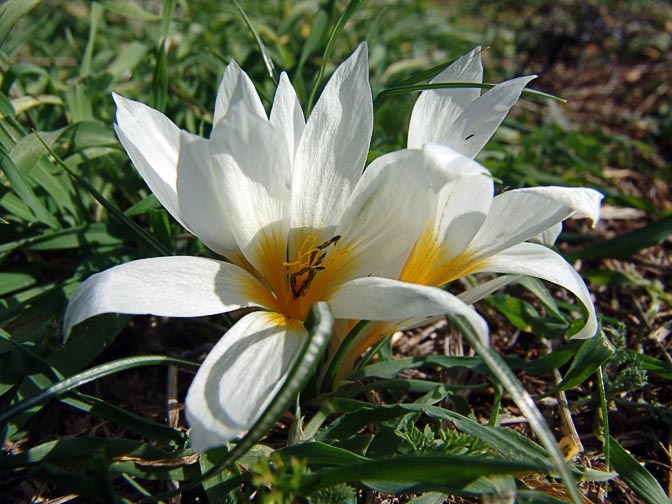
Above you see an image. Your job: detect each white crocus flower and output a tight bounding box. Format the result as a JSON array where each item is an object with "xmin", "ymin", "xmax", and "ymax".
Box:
[
  {"xmin": 63, "ymin": 44, "xmax": 487, "ymax": 452},
  {"xmin": 340, "ymin": 49, "xmax": 602, "ymax": 364},
  {"xmin": 403, "ymin": 47, "xmax": 602, "ymax": 339}
]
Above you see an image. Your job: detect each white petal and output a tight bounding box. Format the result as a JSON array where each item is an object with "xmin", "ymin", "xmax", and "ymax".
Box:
[
  {"xmin": 270, "ymin": 72, "xmax": 305, "ymax": 166},
  {"xmin": 290, "ymin": 43, "xmax": 373, "ymax": 234},
  {"xmin": 213, "ymin": 60, "xmax": 267, "ymax": 125},
  {"xmin": 185, "ymin": 311, "xmax": 306, "ymax": 451},
  {"xmin": 422, "ymin": 143, "xmax": 490, "ymax": 189},
  {"xmin": 444, "ymin": 76, "xmax": 537, "ymax": 159},
  {"xmin": 468, "ymin": 186, "xmax": 603, "ymax": 259},
  {"xmin": 330, "ymin": 277, "xmax": 489, "ymax": 345},
  {"xmin": 476, "ymin": 243, "xmax": 598, "ymax": 339},
  {"xmin": 428, "ymin": 154, "xmax": 493, "ymax": 260},
  {"xmin": 210, "ymin": 104, "xmax": 292, "ymax": 277},
  {"xmin": 407, "ymin": 47, "xmax": 483, "ymax": 149},
  {"xmin": 175, "ymin": 131, "xmax": 239, "ymax": 258},
  {"xmin": 458, "ymin": 275, "xmax": 521, "ymax": 305},
  {"xmin": 336, "ymin": 149, "xmax": 430, "ymax": 279},
  {"xmin": 63, "ymin": 257, "xmax": 271, "ymax": 336},
  {"xmin": 113, "ymin": 93, "xmax": 187, "ymax": 230}
]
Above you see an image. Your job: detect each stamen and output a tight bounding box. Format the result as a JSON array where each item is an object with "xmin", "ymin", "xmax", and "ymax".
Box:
[{"xmin": 284, "ymin": 235, "xmax": 341, "ymax": 298}]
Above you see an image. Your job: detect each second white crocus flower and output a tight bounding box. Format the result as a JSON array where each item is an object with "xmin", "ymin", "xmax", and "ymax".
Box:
[
  {"xmin": 63, "ymin": 44, "xmax": 487, "ymax": 452},
  {"xmin": 341, "ymin": 48, "xmax": 602, "ymax": 364}
]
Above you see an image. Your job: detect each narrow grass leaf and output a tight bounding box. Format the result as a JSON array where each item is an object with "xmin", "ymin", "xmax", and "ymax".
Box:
[
  {"xmin": 0, "ymin": 437, "xmax": 184, "ymax": 470},
  {"xmin": 306, "ymin": 0, "xmax": 364, "ymax": 113},
  {"xmin": 448, "ymin": 315, "xmax": 583, "ymax": 504},
  {"xmin": 232, "ymin": 0, "xmax": 278, "ymax": 85},
  {"xmin": 0, "ymin": 353, "xmax": 199, "ymax": 425},
  {"xmin": 543, "ymin": 328, "xmax": 615, "ymax": 396},
  {"xmin": 297, "ymin": 454, "xmax": 545, "ymax": 495},
  {"xmin": 34, "ymin": 133, "xmax": 173, "ymax": 256},
  {"xmin": 276, "ymin": 441, "xmax": 370, "ymax": 467},
  {"xmin": 374, "ymin": 82, "xmax": 565, "ymax": 108},
  {"xmin": 0, "ymin": 147, "xmax": 60, "ymax": 229},
  {"xmin": 608, "ymin": 435, "xmax": 670, "ymax": 504},
  {"xmin": 80, "ymin": 2, "xmax": 105, "ymax": 79},
  {"xmin": 567, "ymin": 213, "xmax": 672, "ymax": 260},
  {"xmin": 0, "ymin": 0, "xmax": 41, "ymax": 46}
]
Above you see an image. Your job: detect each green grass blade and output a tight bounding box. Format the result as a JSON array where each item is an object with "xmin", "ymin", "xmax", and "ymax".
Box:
[
  {"xmin": 297, "ymin": 454, "xmax": 546, "ymax": 495},
  {"xmin": 34, "ymin": 133, "xmax": 173, "ymax": 256},
  {"xmin": 448, "ymin": 315, "xmax": 583, "ymax": 504},
  {"xmin": 80, "ymin": 2, "xmax": 105, "ymax": 79},
  {"xmin": 0, "ymin": 146, "xmax": 60, "ymax": 229},
  {"xmin": 0, "ymin": 353, "xmax": 199, "ymax": 426},
  {"xmin": 608, "ymin": 435, "xmax": 670, "ymax": 504},
  {"xmin": 306, "ymin": 0, "xmax": 365, "ymax": 114},
  {"xmin": 567, "ymin": 213, "xmax": 672, "ymax": 260},
  {"xmin": 0, "ymin": 0, "xmax": 41, "ymax": 47},
  {"xmin": 232, "ymin": 0, "xmax": 278, "ymax": 85},
  {"xmin": 373, "ymin": 82, "xmax": 565, "ymax": 109}
]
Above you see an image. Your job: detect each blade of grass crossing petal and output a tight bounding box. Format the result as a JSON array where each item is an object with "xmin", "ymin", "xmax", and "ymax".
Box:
[
  {"xmin": 0, "ymin": 353, "xmax": 199, "ymax": 426},
  {"xmin": 608, "ymin": 435, "xmax": 670, "ymax": 504},
  {"xmin": 232, "ymin": 0, "xmax": 278, "ymax": 85},
  {"xmin": 0, "ymin": 0, "xmax": 41, "ymax": 46},
  {"xmin": 190, "ymin": 303, "xmax": 333, "ymax": 495},
  {"xmin": 373, "ymin": 82, "xmax": 565, "ymax": 109},
  {"xmin": 306, "ymin": 0, "xmax": 364, "ymax": 114},
  {"xmin": 34, "ymin": 133, "xmax": 173, "ymax": 256},
  {"xmin": 447, "ymin": 315, "xmax": 583, "ymax": 504}
]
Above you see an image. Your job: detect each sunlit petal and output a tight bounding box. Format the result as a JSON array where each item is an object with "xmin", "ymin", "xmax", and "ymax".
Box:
[
  {"xmin": 444, "ymin": 75, "xmax": 536, "ymax": 158},
  {"xmin": 213, "ymin": 60, "xmax": 267, "ymax": 125},
  {"xmin": 468, "ymin": 186, "xmax": 603, "ymax": 259},
  {"xmin": 475, "ymin": 243, "xmax": 598, "ymax": 339},
  {"xmin": 290, "ymin": 43, "xmax": 373, "ymax": 237},
  {"xmin": 185, "ymin": 311, "xmax": 306, "ymax": 452},
  {"xmin": 63, "ymin": 257, "xmax": 273, "ymax": 336},
  {"xmin": 335, "ymin": 149, "xmax": 430, "ymax": 280},
  {"xmin": 210, "ymin": 104, "xmax": 292, "ymax": 281},
  {"xmin": 176, "ymin": 131, "xmax": 239, "ymax": 258},
  {"xmin": 113, "ymin": 93, "xmax": 186, "ymax": 230},
  {"xmin": 330, "ymin": 276, "xmax": 489, "ymax": 345},
  {"xmin": 408, "ymin": 47, "xmax": 483, "ymax": 149},
  {"xmin": 270, "ymin": 72, "xmax": 305, "ymax": 167}
]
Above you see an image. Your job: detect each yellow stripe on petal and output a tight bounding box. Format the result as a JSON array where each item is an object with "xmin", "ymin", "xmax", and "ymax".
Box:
[{"xmin": 400, "ymin": 224, "xmax": 484, "ymax": 288}]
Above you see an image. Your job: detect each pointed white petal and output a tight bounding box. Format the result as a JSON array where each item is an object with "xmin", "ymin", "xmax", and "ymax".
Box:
[
  {"xmin": 290, "ymin": 43, "xmax": 373, "ymax": 233},
  {"xmin": 176, "ymin": 131, "xmax": 239, "ymax": 258},
  {"xmin": 270, "ymin": 72, "xmax": 305, "ymax": 166},
  {"xmin": 330, "ymin": 276, "xmax": 489, "ymax": 345},
  {"xmin": 210, "ymin": 104, "xmax": 292, "ymax": 278},
  {"xmin": 468, "ymin": 186, "xmax": 603, "ymax": 259},
  {"xmin": 113, "ymin": 93, "xmax": 187, "ymax": 230},
  {"xmin": 476, "ymin": 243, "xmax": 598, "ymax": 339},
  {"xmin": 213, "ymin": 60, "xmax": 267, "ymax": 125},
  {"xmin": 63, "ymin": 257, "xmax": 272, "ymax": 336},
  {"xmin": 408, "ymin": 47, "xmax": 484, "ymax": 149},
  {"xmin": 185, "ymin": 311, "xmax": 306, "ymax": 451},
  {"xmin": 336, "ymin": 149, "xmax": 430, "ymax": 280},
  {"xmin": 443, "ymin": 76, "xmax": 537, "ymax": 158}
]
